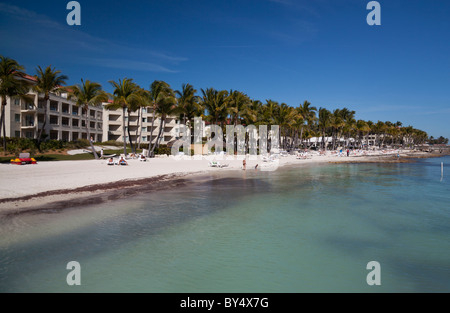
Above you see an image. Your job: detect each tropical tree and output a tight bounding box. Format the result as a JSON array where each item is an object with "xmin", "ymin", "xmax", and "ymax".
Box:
[
  {"xmin": 330, "ymin": 109, "xmax": 345, "ymax": 150},
  {"xmin": 374, "ymin": 121, "xmax": 387, "ymax": 148},
  {"xmin": 175, "ymin": 83, "xmax": 200, "ymax": 125},
  {"xmin": 356, "ymin": 120, "xmax": 370, "ymax": 149},
  {"xmin": 340, "ymin": 108, "xmax": 355, "ymax": 149},
  {"xmin": 175, "ymin": 83, "xmax": 201, "ymax": 142},
  {"xmin": 152, "ymin": 85, "xmax": 178, "ymax": 151},
  {"xmin": 228, "ymin": 90, "xmax": 250, "ymax": 126},
  {"xmin": 34, "ymin": 66, "xmax": 68, "ymax": 149},
  {"xmin": 297, "ymin": 101, "xmax": 317, "ymax": 149},
  {"xmin": 273, "ymin": 103, "xmax": 295, "ymax": 149},
  {"xmin": 243, "ymin": 99, "xmax": 263, "ymax": 126},
  {"xmin": 0, "ymin": 56, "xmax": 29, "ymax": 152},
  {"xmin": 149, "ymin": 80, "xmax": 174, "ymax": 156},
  {"xmin": 130, "ymin": 89, "xmax": 152, "ymax": 150},
  {"xmin": 318, "ymin": 108, "xmax": 332, "ymax": 150},
  {"xmin": 67, "ymin": 79, "xmax": 109, "ymax": 159},
  {"xmin": 200, "ymin": 88, "xmax": 229, "ymax": 126},
  {"xmin": 108, "ymin": 78, "xmax": 140, "ymax": 156}
]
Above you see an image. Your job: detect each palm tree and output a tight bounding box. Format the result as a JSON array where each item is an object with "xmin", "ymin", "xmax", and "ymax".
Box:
[
  {"xmin": 149, "ymin": 80, "xmax": 173, "ymax": 156},
  {"xmin": 152, "ymin": 86, "xmax": 178, "ymax": 151},
  {"xmin": 200, "ymin": 88, "xmax": 229, "ymax": 126},
  {"xmin": 130, "ymin": 89, "xmax": 152, "ymax": 150},
  {"xmin": 356, "ymin": 120, "xmax": 370, "ymax": 149},
  {"xmin": 67, "ymin": 79, "xmax": 109, "ymax": 159},
  {"xmin": 339, "ymin": 108, "xmax": 355, "ymax": 149},
  {"xmin": 274, "ymin": 103, "xmax": 295, "ymax": 149},
  {"xmin": 297, "ymin": 101, "xmax": 317, "ymax": 149},
  {"xmin": 374, "ymin": 121, "xmax": 386, "ymax": 148},
  {"xmin": 318, "ymin": 108, "xmax": 332, "ymax": 150},
  {"xmin": 0, "ymin": 56, "xmax": 29, "ymax": 152},
  {"xmin": 228, "ymin": 90, "xmax": 250, "ymax": 126},
  {"xmin": 108, "ymin": 78, "xmax": 140, "ymax": 156},
  {"xmin": 175, "ymin": 83, "xmax": 200, "ymax": 125},
  {"xmin": 261, "ymin": 100, "xmax": 279, "ymax": 126},
  {"xmin": 34, "ymin": 66, "xmax": 68, "ymax": 149},
  {"xmin": 175, "ymin": 83, "xmax": 201, "ymax": 141},
  {"xmin": 243, "ymin": 99, "xmax": 263, "ymax": 126},
  {"xmin": 330, "ymin": 109, "xmax": 345, "ymax": 150}
]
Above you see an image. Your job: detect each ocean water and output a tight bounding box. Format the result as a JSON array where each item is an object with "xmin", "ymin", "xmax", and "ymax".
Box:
[{"xmin": 0, "ymin": 157, "xmax": 449, "ymax": 293}]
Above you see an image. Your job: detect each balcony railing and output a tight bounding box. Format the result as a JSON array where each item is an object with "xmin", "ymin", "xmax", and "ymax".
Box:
[
  {"xmin": 21, "ymin": 121, "xmax": 36, "ymax": 128},
  {"xmin": 21, "ymin": 104, "xmax": 36, "ymax": 111}
]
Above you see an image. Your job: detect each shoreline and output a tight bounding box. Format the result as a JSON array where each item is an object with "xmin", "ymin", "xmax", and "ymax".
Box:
[{"xmin": 0, "ymin": 150, "xmax": 446, "ymax": 216}]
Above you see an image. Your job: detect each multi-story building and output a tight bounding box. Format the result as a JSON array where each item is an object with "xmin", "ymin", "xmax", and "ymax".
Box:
[
  {"xmin": 4, "ymin": 75, "xmax": 192, "ymax": 145},
  {"xmin": 102, "ymin": 104, "xmax": 179, "ymax": 145},
  {"xmin": 4, "ymin": 75, "xmax": 103, "ymax": 142}
]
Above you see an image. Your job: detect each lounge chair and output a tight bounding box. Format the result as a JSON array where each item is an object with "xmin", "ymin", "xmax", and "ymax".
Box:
[{"xmin": 209, "ymin": 161, "xmax": 228, "ymax": 168}]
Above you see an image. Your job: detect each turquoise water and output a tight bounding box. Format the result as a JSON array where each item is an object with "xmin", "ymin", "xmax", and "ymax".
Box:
[{"xmin": 0, "ymin": 157, "xmax": 449, "ymax": 292}]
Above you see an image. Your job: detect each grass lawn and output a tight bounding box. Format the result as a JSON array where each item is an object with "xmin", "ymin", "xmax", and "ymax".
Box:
[
  {"xmin": 0, "ymin": 153, "xmax": 95, "ymax": 164},
  {"xmin": 0, "ymin": 148, "xmax": 144, "ymax": 164}
]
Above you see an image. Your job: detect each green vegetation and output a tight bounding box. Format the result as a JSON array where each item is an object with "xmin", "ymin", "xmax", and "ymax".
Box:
[
  {"xmin": 1, "ymin": 54, "xmax": 448, "ymax": 155},
  {"xmin": 428, "ymin": 136, "xmax": 449, "ymax": 145},
  {"xmin": 0, "ymin": 153, "xmax": 94, "ymax": 164}
]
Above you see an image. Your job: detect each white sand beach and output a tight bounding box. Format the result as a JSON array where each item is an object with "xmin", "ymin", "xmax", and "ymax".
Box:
[{"xmin": 0, "ymin": 149, "xmax": 431, "ymax": 212}]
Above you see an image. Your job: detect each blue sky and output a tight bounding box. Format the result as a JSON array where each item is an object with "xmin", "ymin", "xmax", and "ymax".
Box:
[{"xmin": 0, "ymin": 0, "xmax": 449, "ymax": 138}]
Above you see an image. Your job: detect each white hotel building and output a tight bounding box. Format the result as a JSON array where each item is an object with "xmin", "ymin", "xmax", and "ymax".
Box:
[
  {"xmin": 4, "ymin": 75, "xmax": 103, "ymax": 142},
  {"xmin": 3, "ymin": 75, "xmax": 180, "ymax": 145},
  {"xmin": 102, "ymin": 104, "xmax": 179, "ymax": 145}
]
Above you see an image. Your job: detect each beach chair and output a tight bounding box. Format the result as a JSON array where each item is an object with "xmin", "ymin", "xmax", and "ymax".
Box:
[{"xmin": 209, "ymin": 161, "xmax": 219, "ymax": 167}]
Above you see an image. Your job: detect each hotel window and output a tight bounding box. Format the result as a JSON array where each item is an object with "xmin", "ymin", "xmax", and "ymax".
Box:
[
  {"xmin": 15, "ymin": 114, "xmax": 20, "ymax": 123},
  {"xmin": 14, "ymin": 98, "xmax": 20, "ymax": 105},
  {"xmin": 142, "ymin": 127, "xmax": 147, "ymax": 133},
  {"xmin": 50, "ymin": 116, "xmax": 59, "ymax": 125},
  {"xmin": 142, "ymin": 136, "xmax": 147, "ymax": 142},
  {"xmin": 50, "ymin": 103, "xmax": 58, "ymax": 112},
  {"xmin": 15, "ymin": 131, "xmax": 21, "ymax": 138},
  {"xmin": 142, "ymin": 118, "xmax": 147, "ymax": 123},
  {"xmin": 142, "ymin": 108, "xmax": 147, "ymax": 114}
]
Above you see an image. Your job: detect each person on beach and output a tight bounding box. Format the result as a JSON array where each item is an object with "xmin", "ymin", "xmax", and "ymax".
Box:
[
  {"xmin": 243, "ymin": 159, "xmax": 247, "ymax": 170},
  {"xmin": 101, "ymin": 149, "xmax": 104, "ymax": 158},
  {"xmin": 347, "ymin": 149, "xmax": 350, "ymax": 157},
  {"xmin": 119, "ymin": 157, "xmax": 128, "ymax": 166},
  {"xmin": 255, "ymin": 164, "xmax": 259, "ymax": 171},
  {"xmin": 107, "ymin": 158, "xmax": 114, "ymax": 166}
]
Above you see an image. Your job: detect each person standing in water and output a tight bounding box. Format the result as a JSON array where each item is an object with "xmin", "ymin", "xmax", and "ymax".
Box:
[{"xmin": 243, "ymin": 159, "xmax": 247, "ymax": 170}]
